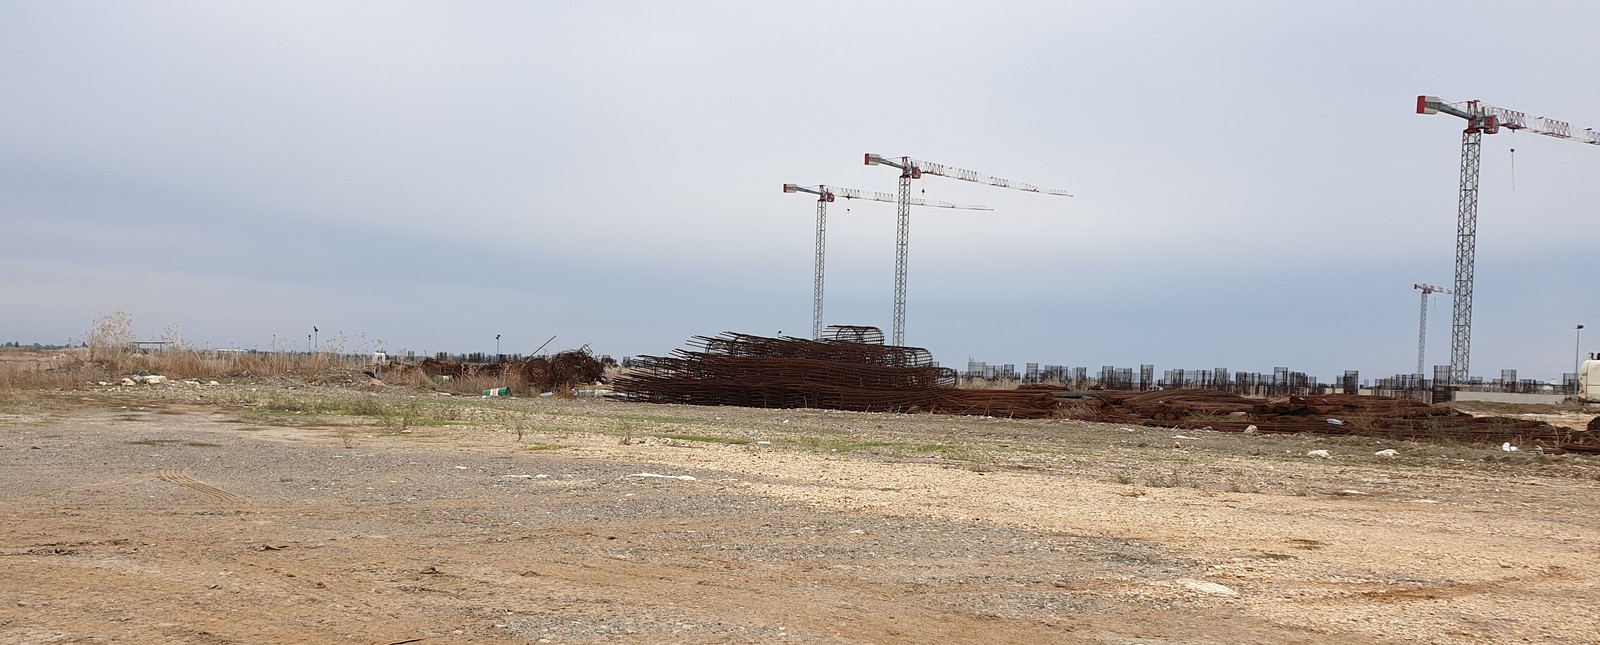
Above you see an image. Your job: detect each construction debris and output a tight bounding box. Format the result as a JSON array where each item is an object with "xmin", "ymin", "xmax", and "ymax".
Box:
[
  {"xmin": 1074, "ymin": 389, "xmax": 1599, "ymax": 453},
  {"xmin": 615, "ymin": 329, "xmax": 1600, "ymax": 452},
  {"xmin": 415, "ymin": 349, "xmax": 605, "ymax": 394},
  {"xmin": 613, "ymin": 330, "xmax": 1060, "ymax": 418}
]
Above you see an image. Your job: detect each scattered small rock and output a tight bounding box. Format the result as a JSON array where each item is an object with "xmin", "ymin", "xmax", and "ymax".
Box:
[
  {"xmin": 1307, "ymin": 450, "xmax": 1331, "ymax": 459},
  {"xmin": 628, "ymin": 473, "xmax": 696, "ymax": 481},
  {"xmin": 1243, "ymin": 425, "xmax": 1258, "ymax": 435},
  {"xmin": 119, "ymin": 378, "xmax": 136, "ymax": 386},
  {"xmin": 1374, "ymin": 449, "xmax": 1398, "ymax": 457},
  {"xmin": 1177, "ymin": 578, "xmax": 1239, "ymax": 597}
]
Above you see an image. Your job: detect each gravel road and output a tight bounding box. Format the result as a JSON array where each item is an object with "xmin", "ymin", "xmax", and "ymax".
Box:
[{"xmin": 2, "ymin": 384, "xmax": 1598, "ymax": 644}]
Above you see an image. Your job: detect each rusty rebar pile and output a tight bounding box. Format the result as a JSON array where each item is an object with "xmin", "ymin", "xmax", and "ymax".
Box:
[
  {"xmin": 416, "ymin": 350, "xmax": 604, "ymax": 394},
  {"xmin": 1075, "ymin": 390, "xmax": 1599, "ymax": 452},
  {"xmin": 615, "ymin": 331, "xmax": 1060, "ymax": 418}
]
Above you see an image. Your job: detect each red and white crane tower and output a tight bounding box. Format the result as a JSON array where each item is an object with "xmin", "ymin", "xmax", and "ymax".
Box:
[
  {"xmin": 1417, "ymin": 96, "xmax": 1600, "ymax": 383},
  {"xmin": 1412, "ymin": 282, "xmax": 1452, "ymax": 378},
  {"xmin": 863, "ymin": 154, "xmax": 1072, "ymax": 345},
  {"xmin": 783, "ymin": 184, "xmax": 990, "ymax": 340}
]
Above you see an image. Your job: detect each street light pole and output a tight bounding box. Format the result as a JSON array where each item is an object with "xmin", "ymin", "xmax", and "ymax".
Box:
[
  {"xmin": 496, "ymin": 334, "xmax": 501, "ymax": 362},
  {"xmin": 1576, "ymin": 324, "xmax": 1585, "ymax": 393}
]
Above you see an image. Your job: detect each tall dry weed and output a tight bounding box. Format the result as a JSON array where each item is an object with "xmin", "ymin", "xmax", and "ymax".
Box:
[{"xmin": 85, "ymin": 311, "xmax": 136, "ymax": 365}]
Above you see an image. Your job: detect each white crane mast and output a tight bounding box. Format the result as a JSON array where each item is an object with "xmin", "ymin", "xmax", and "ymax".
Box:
[
  {"xmin": 1417, "ymin": 95, "xmax": 1599, "ymax": 383},
  {"xmin": 863, "ymin": 154, "xmax": 1072, "ymax": 345},
  {"xmin": 783, "ymin": 184, "xmax": 990, "ymax": 340},
  {"xmin": 1412, "ymin": 283, "xmax": 1452, "ymax": 378}
]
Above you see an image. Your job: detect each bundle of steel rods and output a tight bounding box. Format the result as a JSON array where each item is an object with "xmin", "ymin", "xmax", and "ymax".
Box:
[{"xmin": 614, "ymin": 331, "xmax": 1060, "ymax": 418}]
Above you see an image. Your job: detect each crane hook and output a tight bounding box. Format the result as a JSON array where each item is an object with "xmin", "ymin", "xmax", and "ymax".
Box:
[{"xmin": 1509, "ymin": 147, "xmax": 1516, "ymax": 191}]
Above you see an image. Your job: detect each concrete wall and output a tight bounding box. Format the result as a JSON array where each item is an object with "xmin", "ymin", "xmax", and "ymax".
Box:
[{"xmin": 1454, "ymin": 391, "xmax": 1570, "ymax": 405}]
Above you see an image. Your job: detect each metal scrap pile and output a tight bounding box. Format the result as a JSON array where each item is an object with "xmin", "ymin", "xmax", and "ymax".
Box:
[
  {"xmin": 614, "ymin": 331, "xmax": 1061, "ymax": 418},
  {"xmin": 519, "ymin": 350, "xmax": 607, "ymax": 393},
  {"xmin": 416, "ymin": 350, "xmax": 605, "ymax": 393},
  {"xmin": 1074, "ymin": 389, "xmax": 1600, "ymax": 452}
]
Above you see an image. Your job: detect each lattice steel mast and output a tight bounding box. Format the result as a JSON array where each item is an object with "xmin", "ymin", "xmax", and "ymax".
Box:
[
  {"xmin": 863, "ymin": 154, "xmax": 1071, "ymax": 345},
  {"xmin": 1417, "ymin": 96, "xmax": 1600, "ymax": 383},
  {"xmin": 782, "ymin": 184, "xmax": 989, "ymax": 340},
  {"xmin": 1412, "ymin": 283, "xmax": 1452, "ymax": 377}
]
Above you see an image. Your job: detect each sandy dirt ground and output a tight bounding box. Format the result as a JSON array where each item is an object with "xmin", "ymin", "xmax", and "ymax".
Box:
[{"xmin": 2, "ymin": 384, "xmax": 1599, "ymax": 644}]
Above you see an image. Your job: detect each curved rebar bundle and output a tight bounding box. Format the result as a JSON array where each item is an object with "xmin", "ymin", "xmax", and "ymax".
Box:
[{"xmin": 615, "ymin": 329, "xmax": 1059, "ymax": 418}]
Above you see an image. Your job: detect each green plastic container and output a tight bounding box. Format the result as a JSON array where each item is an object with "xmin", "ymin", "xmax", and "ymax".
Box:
[{"xmin": 483, "ymin": 387, "xmax": 510, "ymax": 397}]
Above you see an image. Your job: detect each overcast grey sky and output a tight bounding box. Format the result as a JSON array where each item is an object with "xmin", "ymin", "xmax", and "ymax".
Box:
[{"xmin": 4, "ymin": 1, "xmax": 1597, "ymax": 381}]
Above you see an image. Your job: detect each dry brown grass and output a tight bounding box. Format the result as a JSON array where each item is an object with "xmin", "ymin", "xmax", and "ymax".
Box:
[
  {"xmin": 378, "ymin": 363, "xmax": 538, "ymax": 397},
  {"xmin": 1, "ymin": 311, "xmax": 381, "ymax": 392},
  {"xmin": 0, "ymin": 346, "xmax": 364, "ymax": 391}
]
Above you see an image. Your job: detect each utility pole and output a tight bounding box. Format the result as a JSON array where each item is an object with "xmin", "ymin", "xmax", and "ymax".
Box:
[
  {"xmin": 863, "ymin": 154, "xmax": 1071, "ymax": 345},
  {"xmin": 1576, "ymin": 324, "xmax": 1585, "ymax": 390},
  {"xmin": 783, "ymin": 184, "xmax": 989, "ymax": 340}
]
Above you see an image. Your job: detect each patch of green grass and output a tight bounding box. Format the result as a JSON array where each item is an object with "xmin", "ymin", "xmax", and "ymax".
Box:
[
  {"xmin": 661, "ymin": 433, "xmax": 753, "ymax": 445},
  {"xmin": 794, "ymin": 437, "xmax": 900, "ymax": 452},
  {"xmin": 233, "ymin": 393, "xmax": 463, "ymax": 432}
]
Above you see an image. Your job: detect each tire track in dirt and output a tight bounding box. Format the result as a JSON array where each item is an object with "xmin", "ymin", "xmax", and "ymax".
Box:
[{"xmin": 155, "ymin": 468, "xmax": 249, "ymax": 505}]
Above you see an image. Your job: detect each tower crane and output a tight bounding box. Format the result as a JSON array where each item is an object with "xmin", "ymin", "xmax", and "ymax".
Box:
[
  {"xmin": 783, "ymin": 183, "xmax": 991, "ymax": 340},
  {"xmin": 863, "ymin": 154, "xmax": 1072, "ymax": 345},
  {"xmin": 1412, "ymin": 283, "xmax": 1452, "ymax": 378},
  {"xmin": 1417, "ymin": 96, "xmax": 1600, "ymax": 383}
]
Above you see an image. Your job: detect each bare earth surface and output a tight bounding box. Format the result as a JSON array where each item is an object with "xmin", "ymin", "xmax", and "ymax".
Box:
[{"xmin": 2, "ymin": 384, "xmax": 1599, "ymax": 644}]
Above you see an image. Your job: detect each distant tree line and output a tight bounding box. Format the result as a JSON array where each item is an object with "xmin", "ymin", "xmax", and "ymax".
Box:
[{"xmin": 2, "ymin": 341, "xmax": 75, "ymax": 349}]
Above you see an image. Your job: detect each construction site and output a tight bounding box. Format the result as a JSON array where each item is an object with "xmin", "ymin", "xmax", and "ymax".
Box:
[
  {"xmin": 14, "ymin": 5, "xmax": 1600, "ymax": 643},
  {"xmin": 611, "ymin": 131, "xmax": 1600, "ymax": 456},
  {"xmin": 613, "ymin": 325, "xmax": 1599, "ymax": 454}
]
